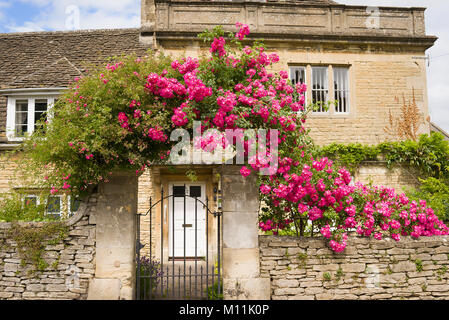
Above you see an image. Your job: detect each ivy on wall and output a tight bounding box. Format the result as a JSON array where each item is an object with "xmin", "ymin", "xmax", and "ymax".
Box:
[
  {"xmin": 6, "ymin": 222, "xmax": 69, "ymax": 273},
  {"xmin": 316, "ymin": 132, "xmax": 449, "ymax": 180},
  {"xmin": 316, "ymin": 132, "xmax": 449, "ymax": 222}
]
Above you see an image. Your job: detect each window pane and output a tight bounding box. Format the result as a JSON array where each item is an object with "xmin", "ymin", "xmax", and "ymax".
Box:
[
  {"xmin": 15, "ymin": 100, "xmax": 28, "ymax": 135},
  {"xmin": 290, "ymin": 67, "xmax": 305, "ymax": 85},
  {"xmin": 47, "ymin": 196, "xmax": 61, "ymax": 214},
  {"xmin": 35, "ymin": 99, "xmax": 48, "ymax": 112},
  {"xmin": 334, "ymin": 67, "xmax": 349, "ymax": 113},
  {"xmin": 311, "ymin": 67, "xmax": 328, "ymax": 112},
  {"xmin": 173, "ymin": 186, "xmax": 186, "ymax": 197},
  {"xmin": 35, "ymin": 99, "xmax": 48, "ymax": 128},
  {"xmin": 16, "ymin": 100, "xmax": 28, "ymax": 112},
  {"xmin": 24, "ymin": 196, "xmax": 37, "ymax": 208},
  {"xmin": 190, "ymin": 186, "xmax": 202, "ymax": 198},
  {"xmin": 69, "ymin": 197, "xmax": 81, "ymax": 217},
  {"xmin": 289, "ymin": 67, "xmax": 307, "ymax": 106}
]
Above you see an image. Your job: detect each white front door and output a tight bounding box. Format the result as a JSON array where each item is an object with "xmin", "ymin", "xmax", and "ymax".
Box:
[{"xmin": 169, "ymin": 182, "xmax": 207, "ymax": 258}]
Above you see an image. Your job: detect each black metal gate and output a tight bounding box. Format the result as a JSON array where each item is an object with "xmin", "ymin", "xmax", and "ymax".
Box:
[{"xmin": 136, "ymin": 185, "xmax": 223, "ymax": 300}]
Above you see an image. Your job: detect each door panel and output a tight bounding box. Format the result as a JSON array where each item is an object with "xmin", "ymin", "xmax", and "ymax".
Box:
[{"xmin": 169, "ymin": 183, "xmax": 207, "ymax": 258}]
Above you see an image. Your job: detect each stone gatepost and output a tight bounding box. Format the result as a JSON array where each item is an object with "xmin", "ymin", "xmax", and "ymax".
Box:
[
  {"xmin": 87, "ymin": 171, "xmax": 138, "ymax": 300},
  {"xmin": 222, "ymin": 166, "xmax": 271, "ymax": 300}
]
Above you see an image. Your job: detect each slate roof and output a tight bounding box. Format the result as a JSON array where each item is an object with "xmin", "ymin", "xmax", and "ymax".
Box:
[{"xmin": 0, "ymin": 28, "xmax": 150, "ymax": 89}]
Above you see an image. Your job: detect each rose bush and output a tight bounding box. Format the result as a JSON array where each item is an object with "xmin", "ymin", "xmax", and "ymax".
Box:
[{"xmin": 21, "ymin": 23, "xmax": 449, "ymax": 252}]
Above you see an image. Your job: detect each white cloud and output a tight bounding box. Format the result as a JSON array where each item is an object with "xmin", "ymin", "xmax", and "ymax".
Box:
[
  {"xmin": 5, "ymin": 0, "xmax": 140, "ymax": 32},
  {"xmin": 0, "ymin": 1, "xmax": 11, "ymax": 24},
  {"xmin": 7, "ymin": 21, "xmax": 45, "ymax": 33}
]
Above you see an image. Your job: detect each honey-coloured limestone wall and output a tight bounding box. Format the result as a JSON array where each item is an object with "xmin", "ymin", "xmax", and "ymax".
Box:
[
  {"xmin": 260, "ymin": 235, "xmax": 449, "ymax": 300},
  {"xmin": 354, "ymin": 162, "xmax": 420, "ymax": 193}
]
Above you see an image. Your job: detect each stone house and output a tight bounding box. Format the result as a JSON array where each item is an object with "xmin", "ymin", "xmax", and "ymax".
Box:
[{"xmin": 0, "ymin": 0, "xmax": 440, "ymax": 285}]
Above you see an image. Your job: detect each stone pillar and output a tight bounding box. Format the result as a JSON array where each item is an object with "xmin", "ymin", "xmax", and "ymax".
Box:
[
  {"xmin": 87, "ymin": 171, "xmax": 138, "ymax": 300},
  {"xmin": 221, "ymin": 166, "xmax": 271, "ymax": 300},
  {"xmin": 141, "ymin": 0, "xmax": 156, "ymax": 31},
  {"xmin": 140, "ymin": 0, "xmax": 157, "ymax": 47}
]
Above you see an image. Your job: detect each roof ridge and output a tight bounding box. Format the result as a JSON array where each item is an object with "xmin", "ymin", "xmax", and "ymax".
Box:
[{"xmin": 0, "ymin": 27, "xmax": 141, "ymax": 37}]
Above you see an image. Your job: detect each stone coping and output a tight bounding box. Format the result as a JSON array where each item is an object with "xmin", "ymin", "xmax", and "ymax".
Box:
[
  {"xmin": 260, "ymin": 234, "xmax": 449, "ymax": 245},
  {"xmin": 155, "ymin": 0, "xmax": 424, "ymax": 11}
]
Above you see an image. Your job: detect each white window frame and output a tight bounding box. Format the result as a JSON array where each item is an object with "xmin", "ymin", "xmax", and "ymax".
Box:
[
  {"xmin": 20, "ymin": 193, "xmax": 79, "ymax": 219},
  {"xmin": 288, "ymin": 64, "xmax": 351, "ymax": 116},
  {"xmin": 333, "ymin": 67, "xmax": 350, "ymax": 114},
  {"xmin": 22, "ymin": 194, "xmax": 40, "ymax": 208},
  {"xmin": 6, "ymin": 94, "xmax": 58, "ymax": 142}
]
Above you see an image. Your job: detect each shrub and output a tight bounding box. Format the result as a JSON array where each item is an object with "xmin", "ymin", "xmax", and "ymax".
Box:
[
  {"xmin": 0, "ymin": 192, "xmax": 54, "ymax": 222},
  {"xmin": 407, "ymin": 177, "xmax": 449, "ymax": 222},
  {"xmin": 207, "ymin": 281, "xmax": 223, "ymax": 300}
]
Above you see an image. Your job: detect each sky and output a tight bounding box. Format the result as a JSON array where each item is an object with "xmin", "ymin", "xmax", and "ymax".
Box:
[{"xmin": 0, "ymin": 0, "xmax": 447, "ymax": 132}]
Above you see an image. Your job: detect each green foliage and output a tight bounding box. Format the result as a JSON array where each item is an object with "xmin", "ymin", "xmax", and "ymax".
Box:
[
  {"xmin": 380, "ymin": 132, "xmax": 449, "ymax": 180},
  {"xmin": 436, "ymin": 265, "xmax": 447, "ymax": 281},
  {"xmin": 207, "ymin": 281, "xmax": 223, "ymax": 300},
  {"xmin": 186, "ymin": 170, "xmax": 199, "ymax": 182},
  {"xmin": 415, "ymin": 259, "xmax": 423, "ymax": 272},
  {"xmin": 0, "ymin": 192, "xmax": 57, "ymax": 222},
  {"xmin": 7, "ymin": 222, "xmax": 69, "ymax": 273},
  {"xmin": 335, "ymin": 266, "xmax": 344, "ymax": 281},
  {"xmin": 386, "ymin": 265, "xmax": 393, "ymax": 275},
  {"xmin": 297, "ymin": 252, "xmax": 308, "ymax": 268},
  {"xmin": 284, "ymin": 248, "xmax": 290, "ymax": 259},
  {"xmin": 319, "ymin": 132, "xmax": 449, "ymax": 223},
  {"xmin": 323, "ymin": 272, "xmax": 332, "ymax": 281},
  {"xmin": 318, "ymin": 132, "xmax": 449, "ymax": 179},
  {"xmin": 407, "ymin": 177, "xmax": 449, "ymax": 222},
  {"xmin": 137, "ymin": 256, "xmax": 162, "ymax": 299},
  {"xmin": 315, "ymin": 143, "xmax": 379, "ymax": 174}
]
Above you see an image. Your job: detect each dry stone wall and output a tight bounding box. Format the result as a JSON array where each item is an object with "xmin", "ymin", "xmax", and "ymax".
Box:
[
  {"xmin": 260, "ymin": 235, "xmax": 449, "ymax": 300},
  {"xmin": 0, "ymin": 195, "xmax": 97, "ymax": 300}
]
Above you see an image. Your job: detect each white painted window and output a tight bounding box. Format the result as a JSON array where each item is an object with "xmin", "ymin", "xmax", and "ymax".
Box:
[
  {"xmin": 20, "ymin": 193, "xmax": 80, "ymax": 219},
  {"xmin": 6, "ymin": 96, "xmax": 57, "ymax": 141},
  {"xmin": 311, "ymin": 66, "xmax": 329, "ymax": 113},
  {"xmin": 334, "ymin": 67, "xmax": 350, "ymax": 114},
  {"xmin": 289, "ymin": 65, "xmax": 351, "ymax": 115}
]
